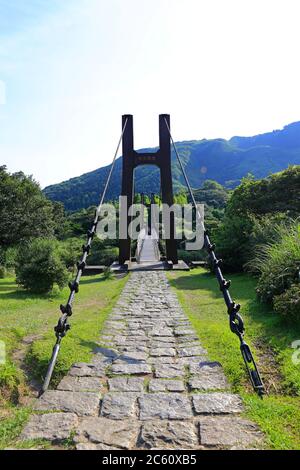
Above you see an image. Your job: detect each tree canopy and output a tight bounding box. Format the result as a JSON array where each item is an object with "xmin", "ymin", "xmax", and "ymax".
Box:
[
  {"xmin": 0, "ymin": 166, "xmax": 61, "ymax": 247},
  {"xmin": 215, "ymin": 166, "xmax": 300, "ymax": 270}
]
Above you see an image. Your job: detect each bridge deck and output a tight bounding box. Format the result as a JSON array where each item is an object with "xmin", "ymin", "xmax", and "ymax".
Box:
[{"xmin": 139, "ymin": 234, "xmax": 160, "ymax": 262}]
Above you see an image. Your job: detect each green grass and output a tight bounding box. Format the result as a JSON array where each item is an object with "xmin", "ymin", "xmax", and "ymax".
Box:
[
  {"xmin": 0, "ymin": 273, "xmax": 127, "ymax": 449},
  {"xmin": 0, "ymin": 407, "xmax": 31, "ymax": 450},
  {"xmin": 242, "ymin": 394, "xmax": 300, "ymax": 450},
  {"xmin": 167, "ymin": 268, "xmax": 300, "ymax": 450}
]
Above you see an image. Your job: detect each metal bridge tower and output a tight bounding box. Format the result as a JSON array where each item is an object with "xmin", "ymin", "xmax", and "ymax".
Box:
[{"xmin": 119, "ymin": 114, "xmax": 178, "ymax": 264}]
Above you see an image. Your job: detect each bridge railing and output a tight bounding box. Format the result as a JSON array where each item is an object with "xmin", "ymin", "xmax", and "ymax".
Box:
[
  {"xmin": 151, "ymin": 228, "xmax": 160, "ymax": 261},
  {"xmin": 135, "ymin": 227, "xmax": 147, "ymax": 262}
]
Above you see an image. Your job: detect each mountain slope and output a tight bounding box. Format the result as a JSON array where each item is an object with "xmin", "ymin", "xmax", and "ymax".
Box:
[{"xmin": 43, "ymin": 122, "xmax": 300, "ymax": 211}]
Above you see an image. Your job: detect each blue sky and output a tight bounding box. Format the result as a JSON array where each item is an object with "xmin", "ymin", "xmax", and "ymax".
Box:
[
  {"xmin": 0, "ymin": 0, "xmax": 63, "ymax": 33},
  {"xmin": 1, "ymin": 0, "xmax": 300, "ymax": 187}
]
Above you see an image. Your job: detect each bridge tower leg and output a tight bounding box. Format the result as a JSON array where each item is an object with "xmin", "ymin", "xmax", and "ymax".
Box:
[
  {"xmin": 159, "ymin": 115, "xmax": 178, "ymax": 264},
  {"xmin": 119, "ymin": 115, "xmax": 134, "ymax": 264}
]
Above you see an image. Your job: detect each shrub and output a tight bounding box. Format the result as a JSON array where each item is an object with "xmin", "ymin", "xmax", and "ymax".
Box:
[
  {"xmin": 60, "ymin": 237, "xmax": 84, "ymax": 269},
  {"xmin": 88, "ymin": 240, "xmax": 118, "ymax": 266},
  {"xmin": 178, "ymin": 249, "xmax": 207, "ymax": 265},
  {"xmin": 103, "ymin": 267, "xmax": 113, "ymax": 279},
  {"xmin": 247, "ymin": 222, "xmax": 300, "ymax": 303},
  {"xmin": 214, "ymin": 213, "xmax": 254, "ymax": 271},
  {"xmin": 247, "ymin": 214, "xmax": 292, "ymax": 269},
  {"xmin": 15, "ymin": 238, "xmax": 69, "ymax": 293},
  {"xmin": 273, "ymin": 284, "xmax": 300, "ymax": 323}
]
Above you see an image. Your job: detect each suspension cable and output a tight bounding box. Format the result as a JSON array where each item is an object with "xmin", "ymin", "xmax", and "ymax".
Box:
[
  {"xmin": 40, "ymin": 118, "xmax": 128, "ymax": 395},
  {"xmin": 164, "ymin": 118, "xmax": 265, "ymax": 397}
]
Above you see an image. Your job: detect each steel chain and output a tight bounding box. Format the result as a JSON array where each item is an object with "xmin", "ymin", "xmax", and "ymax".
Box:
[
  {"xmin": 164, "ymin": 118, "xmax": 265, "ymax": 397},
  {"xmin": 40, "ymin": 119, "xmax": 128, "ymax": 394}
]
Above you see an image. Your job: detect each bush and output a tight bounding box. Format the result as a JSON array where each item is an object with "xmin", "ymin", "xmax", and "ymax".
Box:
[
  {"xmin": 60, "ymin": 237, "xmax": 84, "ymax": 269},
  {"xmin": 87, "ymin": 238, "xmax": 118, "ymax": 266},
  {"xmin": 178, "ymin": 249, "xmax": 207, "ymax": 264},
  {"xmin": 103, "ymin": 267, "xmax": 113, "ymax": 279},
  {"xmin": 15, "ymin": 238, "xmax": 69, "ymax": 293},
  {"xmin": 214, "ymin": 167, "xmax": 300, "ymax": 271},
  {"xmin": 274, "ymin": 284, "xmax": 300, "ymax": 323},
  {"xmin": 214, "ymin": 213, "xmax": 254, "ymax": 271},
  {"xmin": 247, "ymin": 222, "xmax": 300, "ymax": 303},
  {"xmin": 248, "ymin": 214, "xmax": 292, "ymax": 268}
]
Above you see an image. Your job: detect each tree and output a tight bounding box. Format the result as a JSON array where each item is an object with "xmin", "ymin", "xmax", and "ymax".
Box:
[
  {"xmin": 192, "ymin": 180, "xmax": 229, "ymax": 209},
  {"xmin": 174, "ymin": 192, "xmax": 188, "ymax": 205},
  {"xmin": 214, "ymin": 167, "xmax": 300, "ymax": 271},
  {"xmin": 0, "ymin": 166, "xmax": 55, "ymax": 247},
  {"xmin": 226, "ymin": 166, "xmax": 300, "ymax": 217},
  {"xmin": 215, "ymin": 212, "xmax": 254, "ymax": 271},
  {"xmin": 51, "ymin": 201, "xmax": 72, "ymax": 240},
  {"xmin": 67, "ymin": 206, "xmax": 97, "ymax": 236}
]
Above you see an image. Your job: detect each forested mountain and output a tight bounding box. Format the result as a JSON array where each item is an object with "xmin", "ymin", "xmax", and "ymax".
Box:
[{"xmin": 43, "ymin": 121, "xmax": 300, "ymax": 211}]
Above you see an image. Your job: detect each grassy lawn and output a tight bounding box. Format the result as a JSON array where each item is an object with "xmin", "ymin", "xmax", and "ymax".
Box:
[
  {"xmin": 0, "ymin": 273, "xmax": 127, "ymax": 449},
  {"xmin": 167, "ymin": 268, "xmax": 300, "ymax": 450}
]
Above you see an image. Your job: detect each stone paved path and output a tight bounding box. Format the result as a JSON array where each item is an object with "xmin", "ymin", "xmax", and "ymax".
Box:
[{"xmin": 21, "ymin": 272, "xmax": 264, "ymax": 450}]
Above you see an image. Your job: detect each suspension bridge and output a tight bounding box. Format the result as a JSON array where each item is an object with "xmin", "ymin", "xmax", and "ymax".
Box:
[{"xmin": 21, "ymin": 115, "xmax": 265, "ymax": 450}]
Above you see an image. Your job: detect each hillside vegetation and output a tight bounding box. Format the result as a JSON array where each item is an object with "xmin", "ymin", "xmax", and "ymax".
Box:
[
  {"xmin": 43, "ymin": 122, "xmax": 300, "ymax": 211},
  {"xmin": 215, "ymin": 165, "xmax": 300, "ymax": 271}
]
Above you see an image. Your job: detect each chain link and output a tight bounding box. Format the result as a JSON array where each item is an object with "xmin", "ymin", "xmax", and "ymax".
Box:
[
  {"xmin": 40, "ymin": 119, "xmax": 128, "ymax": 394},
  {"xmin": 164, "ymin": 118, "xmax": 265, "ymax": 397}
]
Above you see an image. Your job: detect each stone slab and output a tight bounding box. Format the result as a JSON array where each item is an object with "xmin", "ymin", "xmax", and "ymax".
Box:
[
  {"xmin": 150, "ymin": 348, "xmax": 176, "ymax": 357},
  {"xmin": 110, "ymin": 363, "xmax": 152, "ymax": 375},
  {"xmin": 114, "ymin": 352, "xmax": 148, "ymax": 363},
  {"xmin": 139, "ymin": 393, "xmax": 193, "ymax": 420},
  {"xmin": 34, "ymin": 391, "xmax": 100, "ymax": 416},
  {"xmin": 154, "ymin": 364, "xmax": 185, "ymax": 379},
  {"xmin": 75, "ymin": 417, "xmax": 139, "ymax": 449},
  {"xmin": 21, "ymin": 413, "xmax": 78, "ymax": 442},
  {"xmin": 138, "ymin": 421, "xmax": 199, "ymax": 449},
  {"xmin": 101, "ymin": 393, "xmax": 138, "ymax": 420},
  {"xmin": 57, "ymin": 376, "xmax": 103, "ymax": 392},
  {"xmin": 69, "ymin": 364, "xmax": 106, "ymax": 378},
  {"xmin": 189, "ymin": 371, "xmax": 230, "ymax": 391},
  {"xmin": 199, "ymin": 416, "xmax": 264, "ymax": 447},
  {"xmin": 108, "ymin": 377, "xmax": 145, "ymax": 392},
  {"xmin": 149, "ymin": 328, "xmax": 174, "ymax": 337},
  {"xmin": 189, "ymin": 361, "xmax": 223, "ymax": 375},
  {"xmin": 149, "ymin": 379, "xmax": 185, "ymax": 393},
  {"xmin": 178, "ymin": 346, "xmax": 207, "ymax": 357},
  {"xmin": 192, "ymin": 393, "xmax": 243, "ymax": 415}
]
